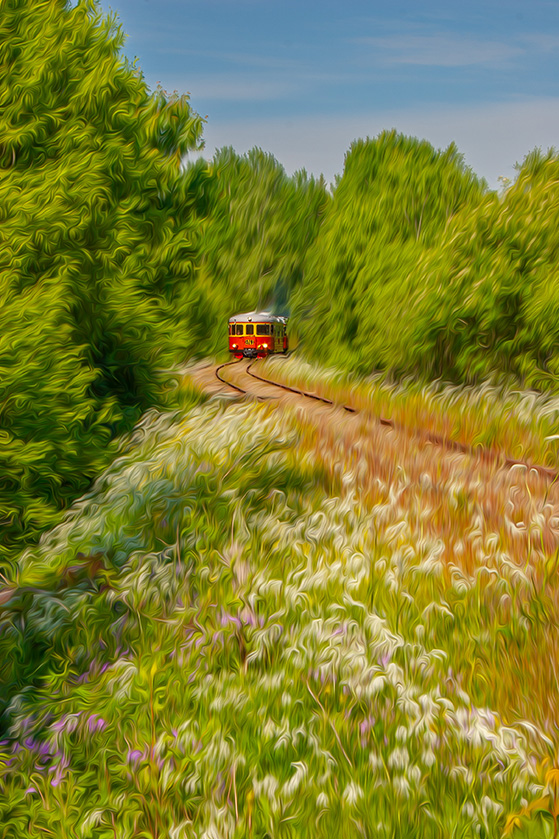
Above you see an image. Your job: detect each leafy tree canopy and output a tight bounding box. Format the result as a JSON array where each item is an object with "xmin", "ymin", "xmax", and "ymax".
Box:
[
  {"xmin": 292, "ymin": 131, "xmax": 489, "ymax": 374},
  {"xmin": 383, "ymin": 147, "xmax": 559, "ymax": 387},
  {"xmin": 0, "ymin": 0, "xmax": 203, "ymax": 559}
]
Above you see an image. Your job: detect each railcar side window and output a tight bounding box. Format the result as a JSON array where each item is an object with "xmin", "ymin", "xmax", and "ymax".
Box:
[
  {"xmin": 256, "ymin": 324, "xmax": 270, "ymax": 335},
  {"xmin": 245, "ymin": 324, "xmax": 254, "ymax": 335}
]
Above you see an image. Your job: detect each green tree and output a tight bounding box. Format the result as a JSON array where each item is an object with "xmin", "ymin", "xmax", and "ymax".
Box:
[
  {"xmin": 292, "ymin": 131, "xmax": 487, "ymax": 374},
  {"xmin": 0, "ymin": 0, "xmax": 203, "ymax": 559},
  {"xmin": 387, "ymin": 147, "xmax": 559, "ymax": 387}
]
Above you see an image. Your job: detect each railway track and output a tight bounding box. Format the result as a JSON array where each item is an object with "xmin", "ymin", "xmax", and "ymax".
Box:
[
  {"xmin": 247, "ymin": 361, "xmax": 357, "ymax": 412},
  {"xmin": 215, "ymin": 357, "xmax": 559, "ymax": 484},
  {"xmin": 216, "ymin": 358, "xmax": 358, "ymax": 410},
  {"xmin": 215, "ymin": 360, "xmax": 247, "ymax": 395}
]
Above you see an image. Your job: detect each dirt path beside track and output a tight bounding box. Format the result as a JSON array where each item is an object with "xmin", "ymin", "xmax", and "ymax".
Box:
[{"xmin": 184, "ymin": 356, "xmax": 559, "ymax": 731}]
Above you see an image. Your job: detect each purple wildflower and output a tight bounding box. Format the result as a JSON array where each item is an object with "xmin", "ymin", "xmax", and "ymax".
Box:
[{"xmin": 87, "ymin": 715, "xmax": 106, "ymax": 733}]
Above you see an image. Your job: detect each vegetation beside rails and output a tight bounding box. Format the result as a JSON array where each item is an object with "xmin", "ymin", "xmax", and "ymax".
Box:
[
  {"xmin": 292, "ymin": 133, "xmax": 559, "ymax": 403},
  {"xmin": 265, "ymin": 354, "xmax": 559, "ymax": 471},
  {"xmin": 1, "ymin": 396, "xmax": 559, "ymax": 837},
  {"xmin": 5, "ymin": 2, "xmax": 559, "ymax": 835}
]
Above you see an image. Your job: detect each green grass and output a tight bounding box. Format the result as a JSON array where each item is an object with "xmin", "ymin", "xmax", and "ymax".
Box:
[{"xmin": 1, "ymin": 381, "xmax": 558, "ymax": 836}]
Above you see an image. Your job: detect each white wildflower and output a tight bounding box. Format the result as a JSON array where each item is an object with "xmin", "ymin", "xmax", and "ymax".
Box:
[
  {"xmin": 343, "ymin": 782, "xmax": 363, "ymax": 806},
  {"xmin": 462, "ymin": 801, "xmax": 475, "ymax": 818},
  {"xmin": 481, "ymin": 796, "xmax": 502, "ymax": 817},
  {"xmin": 396, "ymin": 725, "xmax": 409, "ymax": 743},
  {"xmin": 369, "ymin": 751, "xmax": 383, "ymax": 771},
  {"xmin": 408, "ymin": 764, "xmax": 422, "ymax": 787},
  {"xmin": 393, "ymin": 774, "xmax": 410, "ymax": 798},
  {"xmin": 388, "ymin": 747, "xmax": 410, "ymax": 770},
  {"xmin": 369, "ymin": 675, "xmax": 386, "ymax": 695},
  {"xmin": 421, "ymin": 750, "xmax": 436, "ymax": 767},
  {"xmin": 282, "ymin": 761, "xmax": 308, "ymax": 798},
  {"xmin": 316, "ymin": 792, "xmax": 329, "ymax": 809}
]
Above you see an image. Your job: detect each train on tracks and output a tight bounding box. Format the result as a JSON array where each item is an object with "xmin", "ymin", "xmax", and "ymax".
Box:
[{"xmin": 228, "ymin": 311, "xmax": 288, "ymax": 359}]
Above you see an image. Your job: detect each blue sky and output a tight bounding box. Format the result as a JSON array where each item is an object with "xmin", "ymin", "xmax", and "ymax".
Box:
[{"xmin": 98, "ymin": 0, "xmax": 559, "ymax": 188}]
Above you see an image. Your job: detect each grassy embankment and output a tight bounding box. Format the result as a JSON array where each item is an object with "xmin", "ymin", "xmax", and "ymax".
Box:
[{"xmin": 1, "ymin": 362, "xmax": 558, "ymax": 837}]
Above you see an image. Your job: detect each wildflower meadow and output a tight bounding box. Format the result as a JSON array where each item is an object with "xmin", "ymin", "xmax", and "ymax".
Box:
[{"xmin": 1, "ymin": 369, "xmax": 558, "ymax": 836}]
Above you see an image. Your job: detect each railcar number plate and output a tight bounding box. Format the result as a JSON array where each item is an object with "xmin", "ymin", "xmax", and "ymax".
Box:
[{"xmin": 245, "ymin": 339, "xmax": 255, "ymax": 346}]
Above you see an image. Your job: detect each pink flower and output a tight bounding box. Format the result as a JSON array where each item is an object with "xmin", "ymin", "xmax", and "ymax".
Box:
[{"xmin": 87, "ymin": 715, "xmax": 106, "ymax": 733}]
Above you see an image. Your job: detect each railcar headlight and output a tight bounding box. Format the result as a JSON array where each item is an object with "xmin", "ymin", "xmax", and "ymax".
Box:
[{"xmin": 232, "ymin": 343, "xmax": 237, "ymax": 348}]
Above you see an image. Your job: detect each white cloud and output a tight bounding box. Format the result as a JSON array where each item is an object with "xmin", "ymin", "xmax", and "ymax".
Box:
[
  {"xmin": 356, "ymin": 34, "xmax": 524, "ymax": 68},
  {"xmin": 186, "ymin": 76, "xmax": 297, "ymax": 101},
  {"xmin": 512, "ymin": 33, "xmax": 559, "ymax": 52},
  {"xmin": 194, "ymin": 98, "xmax": 559, "ymax": 189}
]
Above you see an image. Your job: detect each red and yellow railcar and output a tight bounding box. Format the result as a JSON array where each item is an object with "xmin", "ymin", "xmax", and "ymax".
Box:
[{"xmin": 228, "ymin": 311, "xmax": 288, "ymax": 359}]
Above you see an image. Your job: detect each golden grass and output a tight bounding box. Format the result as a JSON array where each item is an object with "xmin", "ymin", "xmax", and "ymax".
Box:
[
  {"xmin": 266, "ymin": 354, "xmax": 559, "ymax": 471},
  {"xmin": 262, "ymin": 365, "xmax": 559, "ymax": 742}
]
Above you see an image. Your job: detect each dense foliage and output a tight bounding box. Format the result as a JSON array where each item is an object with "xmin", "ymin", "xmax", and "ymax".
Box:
[
  {"xmin": 293, "ymin": 132, "xmax": 559, "ymax": 395},
  {"xmin": 292, "ymin": 131, "xmax": 489, "ymax": 373},
  {"xmin": 381, "ymin": 149, "xmax": 559, "ymax": 389},
  {"xmin": 0, "ymin": 0, "xmax": 202, "ymax": 559}
]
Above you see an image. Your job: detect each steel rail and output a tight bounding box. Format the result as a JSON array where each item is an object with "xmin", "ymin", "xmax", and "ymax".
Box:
[
  {"xmin": 246, "ymin": 360, "xmax": 357, "ymax": 412},
  {"xmin": 215, "ymin": 359, "xmax": 247, "ymax": 394},
  {"xmin": 215, "ymin": 358, "xmax": 278, "ymax": 401}
]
